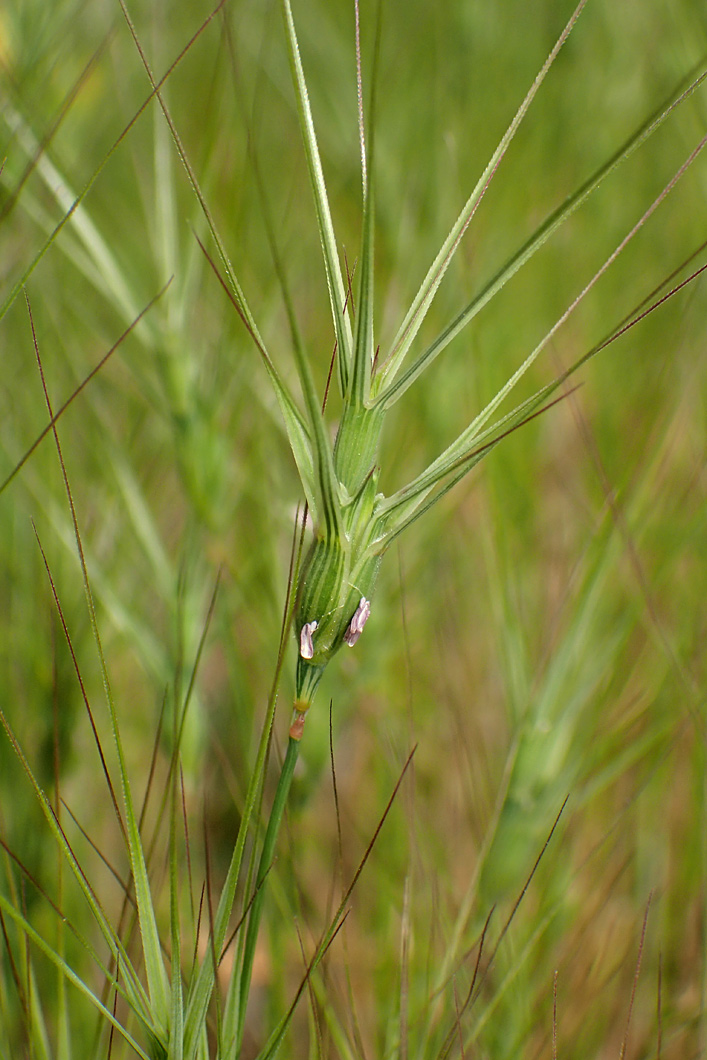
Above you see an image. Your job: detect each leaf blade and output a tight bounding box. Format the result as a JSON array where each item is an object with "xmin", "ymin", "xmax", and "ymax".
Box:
[
  {"xmin": 280, "ymin": 0, "xmax": 354, "ymax": 395},
  {"xmin": 374, "ymin": 0, "xmax": 589, "ymax": 395},
  {"xmin": 375, "ymin": 59, "xmax": 707, "ymax": 410}
]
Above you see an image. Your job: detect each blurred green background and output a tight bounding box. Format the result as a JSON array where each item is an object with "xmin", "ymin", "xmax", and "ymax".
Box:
[{"xmin": 1, "ymin": 0, "xmax": 706, "ymax": 1056}]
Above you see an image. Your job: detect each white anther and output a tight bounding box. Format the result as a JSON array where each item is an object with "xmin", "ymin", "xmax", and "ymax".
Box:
[
  {"xmin": 299, "ymin": 620, "xmax": 318, "ymax": 660},
  {"xmin": 344, "ymin": 597, "xmax": 371, "ymax": 647}
]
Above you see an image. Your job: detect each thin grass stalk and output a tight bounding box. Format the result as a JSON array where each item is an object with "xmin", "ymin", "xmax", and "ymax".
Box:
[
  {"xmin": 28, "ymin": 297, "xmax": 170, "ymax": 1035},
  {"xmin": 236, "ymin": 735, "xmax": 301, "ymax": 1050},
  {"xmin": 0, "ymin": 698, "xmax": 150, "ymax": 1017},
  {"xmin": 52, "ymin": 647, "xmax": 71, "ymax": 1060},
  {"xmin": 169, "ymin": 707, "xmax": 184, "ymax": 1060},
  {"xmin": 256, "ymin": 747, "xmax": 416, "ymax": 1059},
  {"xmin": 182, "ymin": 518, "xmax": 304, "ymax": 1060}
]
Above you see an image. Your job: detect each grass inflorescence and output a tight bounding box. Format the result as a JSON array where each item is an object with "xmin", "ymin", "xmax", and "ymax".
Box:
[{"xmin": 1, "ymin": 0, "xmax": 706, "ymax": 1057}]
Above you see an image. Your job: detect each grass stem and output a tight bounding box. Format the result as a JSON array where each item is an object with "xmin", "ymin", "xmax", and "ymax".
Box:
[{"xmin": 237, "ymin": 735, "xmax": 301, "ymax": 1049}]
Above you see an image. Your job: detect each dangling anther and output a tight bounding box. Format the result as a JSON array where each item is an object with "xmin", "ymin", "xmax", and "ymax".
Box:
[
  {"xmin": 344, "ymin": 597, "xmax": 371, "ymax": 647},
  {"xmin": 299, "ymin": 620, "xmax": 318, "ymax": 659}
]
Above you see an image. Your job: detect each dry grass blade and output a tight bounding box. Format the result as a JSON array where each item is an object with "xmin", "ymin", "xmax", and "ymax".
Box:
[
  {"xmin": 0, "ymin": 282, "xmax": 171, "ymax": 496},
  {"xmin": 26, "ymin": 290, "xmax": 170, "ymax": 1025},
  {"xmin": 31, "ymin": 524, "xmax": 126, "ymax": 845},
  {"xmin": 441, "ymin": 910, "xmax": 494, "ymax": 1060},
  {"xmin": 259, "ymin": 747, "xmax": 417, "ymax": 1057},
  {"xmin": 618, "ymin": 893, "xmax": 653, "ymax": 1060},
  {"xmin": 435, "ymin": 797, "xmax": 569, "ymax": 1060},
  {"xmin": 0, "ymin": 33, "xmax": 112, "ymax": 226},
  {"xmin": 553, "ymin": 970, "xmax": 559, "ymax": 1060}
]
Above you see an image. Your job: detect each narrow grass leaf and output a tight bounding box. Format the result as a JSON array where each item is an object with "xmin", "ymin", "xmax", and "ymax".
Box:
[
  {"xmin": 182, "ymin": 577, "xmax": 300, "ymax": 1060},
  {"xmin": 377, "ymin": 126, "xmax": 707, "ymax": 542},
  {"xmin": 375, "ymin": 388, "xmax": 573, "ymax": 548},
  {"xmin": 290, "ymin": 324, "xmax": 344, "ymax": 542},
  {"xmin": 346, "ymin": 1, "xmax": 381, "ymax": 411},
  {"xmin": 16, "ymin": 962, "xmax": 52, "ymax": 1060},
  {"xmin": 169, "ymin": 785, "xmax": 184, "ymax": 1060},
  {"xmin": 376, "ymin": 0, "xmax": 589, "ymax": 393},
  {"xmin": 31, "ymin": 307, "xmax": 171, "ymax": 1035},
  {"xmin": 375, "ymin": 58, "xmax": 707, "ymax": 410},
  {"xmin": 220, "ymin": 519, "xmax": 309, "ymax": 1054},
  {"xmin": 236, "ymin": 737, "xmax": 301, "ymax": 1051},
  {"xmin": 121, "ymin": 793, "xmax": 169, "ymax": 1039},
  {"xmin": 0, "ymin": 896, "xmax": 152, "ymax": 1060},
  {"xmin": 119, "ymin": 1, "xmax": 318, "ymax": 520},
  {"xmin": 280, "ymin": 0, "xmax": 354, "ymax": 395},
  {"xmin": 0, "ymin": 836, "xmax": 158, "ymax": 1043},
  {"xmin": 349, "ymin": 177, "xmax": 375, "ymax": 409},
  {"xmin": 330, "ymin": 11, "xmax": 385, "ymax": 498},
  {"xmin": 195, "ymin": 235, "xmax": 317, "ymax": 517},
  {"xmin": 0, "ymin": 704, "xmax": 149, "ymax": 1024}
]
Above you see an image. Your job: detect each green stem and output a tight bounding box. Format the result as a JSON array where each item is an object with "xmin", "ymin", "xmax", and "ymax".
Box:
[{"xmin": 237, "ymin": 734, "xmax": 301, "ymax": 1049}]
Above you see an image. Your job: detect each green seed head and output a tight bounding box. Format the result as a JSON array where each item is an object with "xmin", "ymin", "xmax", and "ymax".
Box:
[
  {"xmin": 334, "ymin": 403, "xmax": 385, "ymax": 495},
  {"xmin": 294, "ymin": 531, "xmax": 381, "ymax": 708}
]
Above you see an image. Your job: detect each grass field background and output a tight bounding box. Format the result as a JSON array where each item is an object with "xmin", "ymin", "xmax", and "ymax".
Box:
[{"xmin": 1, "ymin": 0, "xmax": 707, "ymax": 1056}]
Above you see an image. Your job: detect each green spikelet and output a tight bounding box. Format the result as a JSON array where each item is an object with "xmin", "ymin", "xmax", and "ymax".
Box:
[{"xmin": 294, "ymin": 464, "xmax": 382, "ymax": 711}]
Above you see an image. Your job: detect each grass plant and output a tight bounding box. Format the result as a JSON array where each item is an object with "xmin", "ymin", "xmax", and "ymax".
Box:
[{"xmin": 1, "ymin": 0, "xmax": 706, "ymax": 1057}]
